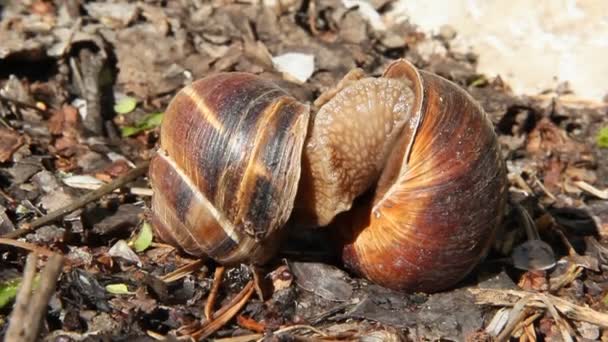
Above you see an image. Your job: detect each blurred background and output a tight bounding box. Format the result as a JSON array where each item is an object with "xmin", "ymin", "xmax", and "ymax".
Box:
[{"xmin": 385, "ymin": 0, "xmax": 608, "ymax": 101}]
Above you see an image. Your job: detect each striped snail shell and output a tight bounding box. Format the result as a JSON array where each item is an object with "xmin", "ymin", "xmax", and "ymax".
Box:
[
  {"xmin": 149, "ymin": 59, "xmax": 508, "ymax": 292},
  {"xmin": 149, "ymin": 73, "xmax": 309, "ymax": 265}
]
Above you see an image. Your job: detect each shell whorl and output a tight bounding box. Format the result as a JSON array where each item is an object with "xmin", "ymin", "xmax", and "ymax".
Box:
[
  {"xmin": 149, "ymin": 73, "xmax": 310, "ymax": 265},
  {"xmin": 337, "ymin": 60, "xmax": 508, "ymax": 292}
]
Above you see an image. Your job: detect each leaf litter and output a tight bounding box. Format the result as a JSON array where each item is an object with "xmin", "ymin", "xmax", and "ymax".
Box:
[{"xmin": 0, "ymin": 0, "xmax": 606, "ymax": 341}]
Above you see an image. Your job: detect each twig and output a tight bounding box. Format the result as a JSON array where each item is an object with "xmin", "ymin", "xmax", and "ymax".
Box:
[
  {"xmin": 5, "ymin": 253, "xmax": 64, "ymax": 342},
  {"xmin": 496, "ymin": 296, "xmax": 533, "ymax": 341},
  {"xmin": 536, "ymin": 294, "xmax": 574, "ymax": 342},
  {"xmin": 549, "ymin": 263, "xmax": 583, "ymax": 292},
  {"xmin": 0, "ymin": 116, "xmax": 12, "ymax": 129},
  {"xmin": 145, "ymin": 330, "xmax": 167, "ymax": 340},
  {"xmin": 160, "ymin": 258, "xmax": 205, "ymax": 283},
  {"xmin": 0, "ymin": 95, "xmax": 50, "ymax": 115},
  {"xmin": 250, "ymin": 264, "xmax": 269, "ymax": 301},
  {"xmin": 24, "ymin": 254, "xmax": 64, "ymax": 341},
  {"xmin": 2, "ymin": 160, "xmax": 150, "ymax": 239},
  {"xmin": 513, "ymin": 312, "xmax": 542, "ymax": 340},
  {"xmin": 485, "ymin": 307, "xmax": 510, "ymax": 336},
  {"xmin": 532, "ymin": 175, "xmax": 557, "ymax": 202},
  {"xmin": 0, "ymin": 237, "xmax": 56, "ymax": 256},
  {"xmin": 308, "ymin": 302, "xmax": 354, "ymax": 325},
  {"xmin": 5, "ymin": 253, "xmax": 38, "ymax": 341},
  {"xmin": 508, "ymin": 172, "xmax": 534, "ymax": 196},
  {"xmin": 205, "ymin": 266, "xmax": 225, "ymax": 321},
  {"xmin": 64, "ymin": 182, "xmax": 153, "ymax": 197},
  {"xmin": 469, "ymin": 288, "xmax": 608, "ymax": 328},
  {"xmin": 0, "ymin": 187, "xmax": 17, "ymax": 204},
  {"xmin": 214, "ymin": 334, "xmax": 264, "ymax": 342},
  {"xmin": 574, "ymin": 180, "xmax": 608, "ymax": 200},
  {"xmin": 264, "ymin": 324, "xmax": 328, "ymax": 338},
  {"xmin": 190, "ymin": 280, "xmax": 255, "ymax": 340}
]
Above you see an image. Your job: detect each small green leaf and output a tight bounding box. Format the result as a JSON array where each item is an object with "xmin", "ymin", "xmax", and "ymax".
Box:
[
  {"xmin": 15, "ymin": 204, "xmax": 29, "ymax": 215},
  {"xmin": 144, "ymin": 112, "xmax": 164, "ymax": 127},
  {"xmin": 0, "ymin": 274, "xmax": 40, "ymax": 309},
  {"xmin": 469, "ymin": 75, "xmax": 488, "ymax": 87},
  {"xmin": 106, "ymin": 283, "xmax": 132, "ymax": 295},
  {"xmin": 597, "ymin": 126, "xmax": 608, "ymax": 148},
  {"xmin": 120, "ymin": 126, "xmax": 140, "ymax": 137},
  {"xmin": 0, "ymin": 278, "xmax": 21, "ymax": 309},
  {"xmin": 120, "ymin": 112, "xmax": 165, "ymax": 137},
  {"xmin": 131, "ymin": 222, "xmax": 153, "ymax": 252},
  {"xmin": 113, "ymin": 97, "xmax": 137, "ymax": 114}
]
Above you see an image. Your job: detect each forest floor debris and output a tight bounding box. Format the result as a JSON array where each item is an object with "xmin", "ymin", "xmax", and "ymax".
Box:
[{"xmin": 0, "ymin": 0, "xmax": 606, "ymax": 340}]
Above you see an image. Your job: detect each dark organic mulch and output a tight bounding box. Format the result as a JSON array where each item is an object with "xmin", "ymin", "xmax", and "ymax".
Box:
[{"xmin": 0, "ymin": 0, "xmax": 606, "ymax": 341}]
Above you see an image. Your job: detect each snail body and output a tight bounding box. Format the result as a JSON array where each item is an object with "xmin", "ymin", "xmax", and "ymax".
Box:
[{"xmin": 149, "ymin": 59, "xmax": 508, "ymax": 292}]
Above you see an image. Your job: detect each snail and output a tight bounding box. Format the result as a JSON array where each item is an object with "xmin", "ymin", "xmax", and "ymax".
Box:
[
  {"xmin": 148, "ymin": 72, "xmax": 309, "ymax": 266},
  {"xmin": 148, "ymin": 59, "xmax": 508, "ymax": 293}
]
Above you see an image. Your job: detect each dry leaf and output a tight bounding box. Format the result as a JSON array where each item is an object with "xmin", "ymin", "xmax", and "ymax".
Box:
[{"xmin": 0, "ymin": 128, "xmax": 25, "ymax": 163}]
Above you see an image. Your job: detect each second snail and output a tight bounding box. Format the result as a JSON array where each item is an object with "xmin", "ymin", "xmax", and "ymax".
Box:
[{"xmin": 149, "ymin": 58, "xmax": 508, "ymax": 293}]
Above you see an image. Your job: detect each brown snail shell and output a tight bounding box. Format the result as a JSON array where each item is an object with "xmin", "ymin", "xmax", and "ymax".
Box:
[
  {"xmin": 148, "ymin": 59, "xmax": 508, "ymax": 292},
  {"xmin": 149, "ymin": 72, "xmax": 309, "ymax": 265},
  {"xmin": 299, "ymin": 60, "xmax": 507, "ymax": 292}
]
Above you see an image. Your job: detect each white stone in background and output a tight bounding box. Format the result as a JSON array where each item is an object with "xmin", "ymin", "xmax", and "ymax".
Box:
[
  {"xmin": 272, "ymin": 53, "xmax": 315, "ymax": 83},
  {"xmin": 414, "ymin": 40, "xmax": 448, "ymax": 60},
  {"xmin": 342, "ymin": 0, "xmax": 386, "ymax": 31},
  {"xmin": 83, "ymin": 2, "xmax": 139, "ymax": 29},
  {"xmin": 386, "ymin": 0, "xmax": 608, "ymax": 101}
]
